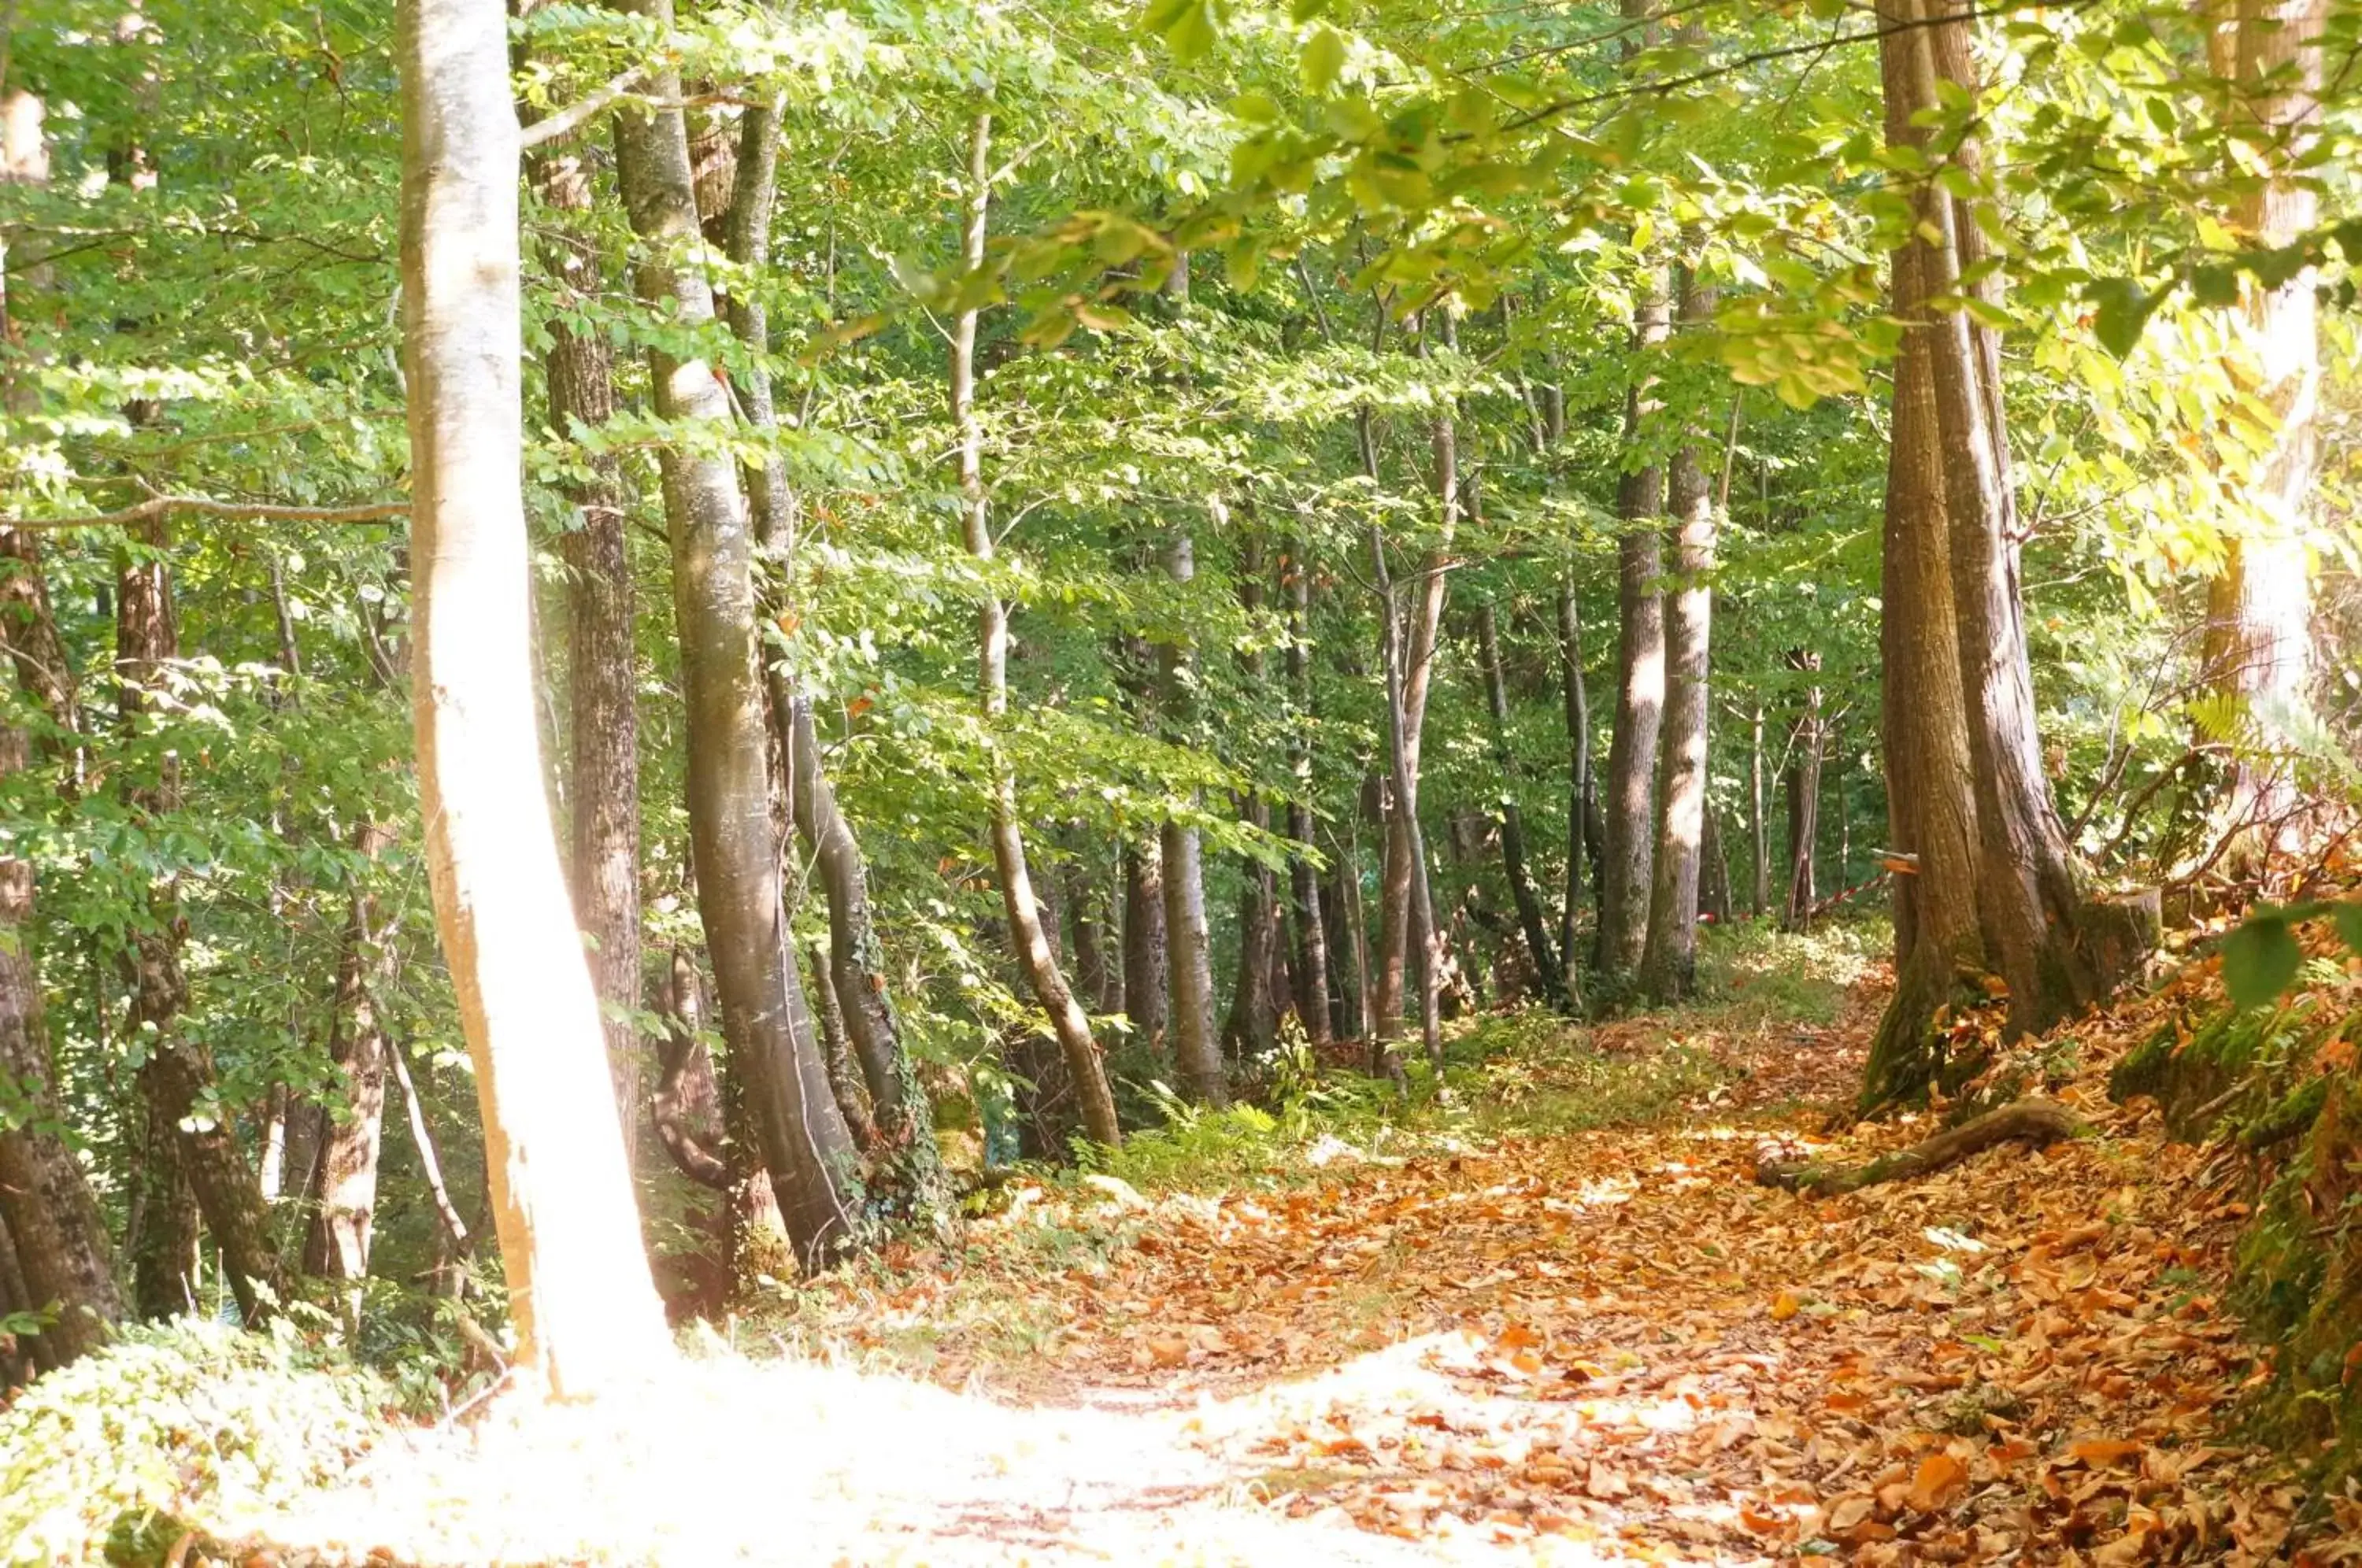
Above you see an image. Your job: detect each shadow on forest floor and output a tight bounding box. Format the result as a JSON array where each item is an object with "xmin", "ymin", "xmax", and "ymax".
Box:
[{"xmin": 214, "ymin": 922, "xmax": 2328, "ymax": 1565}]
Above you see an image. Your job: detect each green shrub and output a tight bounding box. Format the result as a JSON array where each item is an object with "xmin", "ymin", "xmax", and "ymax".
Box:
[{"xmin": 0, "ymin": 1318, "xmax": 391, "ymax": 1566}]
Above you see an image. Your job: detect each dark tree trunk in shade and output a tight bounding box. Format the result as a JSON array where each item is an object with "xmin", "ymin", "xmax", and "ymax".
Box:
[
  {"xmin": 1065, "ymin": 855, "xmax": 1121, "ymax": 1015},
  {"xmin": 612, "ymin": 2, "xmax": 861, "ymax": 1262},
  {"xmin": 805, "ymin": 941, "xmax": 879, "ymax": 1154},
  {"xmin": 1701, "ymin": 806, "xmax": 1734, "ymax": 924},
  {"xmin": 1640, "ymin": 267, "xmax": 1719, "ymax": 1003},
  {"xmin": 946, "ymin": 115, "xmax": 1120, "ymax": 1148},
  {"xmin": 118, "ymin": 529, "xmax": 279, "ymax": 1322},
  {"xmin": 1283, "ymin": 538, "xmax": 1334, "ymax": 1047},
  {"xmin": 1369, "ymin": 523, "xmax": 1442, "ymax": 1075},
  {"xmin": 1335, "ymin": 830, "xmax": 1373, "ymax": 1049},
  {"xmin": 1221, "ymin": 534, "xmax": 1283, "ymax": 1059},
  {"xmin": 1474, "ymin": 603, "xmax": 1564, "ymax": 1008},
  {"xmin": 528, "ymin": 96, "xmax": 640, "ymax": 1161},
  {"xmin": 651, "ymin": 949, "xmax": 733, "ymax": 1193},
  {"xmin": 1749, "ymin": 702, "xmax": 1770, "ymax": 918},
  {"xmin": 303, "ymin": 823, "xmax": 399, "ymax": 1284},
  {"xmin": 0, "ymin": 531, "xmax": 119, "ymax": 1366},
  {"xmin": 1597, "ymin": 276, "xmax": 1670, "ymax": 982},
  {"xmin": 1120, "ymin": 837, "xmax": 1168, "ymax": 1061},
  {"xmin": 1555, "ymin": 582, "xmax": 1601, "ymax": 1000}
]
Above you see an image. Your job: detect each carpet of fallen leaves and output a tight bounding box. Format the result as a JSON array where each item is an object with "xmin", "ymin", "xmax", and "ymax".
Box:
[{"xmin": 225, "ymin": 941, "xmax": 2362, "ymax": 1566}]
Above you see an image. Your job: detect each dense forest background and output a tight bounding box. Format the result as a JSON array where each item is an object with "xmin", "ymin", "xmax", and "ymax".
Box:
[{"xmin": 2, "ymin": 0, "xmax": 2360, "ymax": 1461}]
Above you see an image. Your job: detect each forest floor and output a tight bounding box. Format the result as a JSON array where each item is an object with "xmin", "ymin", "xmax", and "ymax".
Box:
[{"xmin": 217, "ymin": 924, "xmax": 2358, "ymax": 1566}]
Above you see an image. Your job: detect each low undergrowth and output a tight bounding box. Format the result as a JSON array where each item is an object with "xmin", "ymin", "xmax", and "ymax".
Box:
[{"xmin": 0, "ymin": 1319, "xmax": 392, "ymax": 1567}]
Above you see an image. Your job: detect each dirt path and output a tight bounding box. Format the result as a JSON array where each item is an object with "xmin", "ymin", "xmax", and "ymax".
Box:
[{"xmin": 225, "ymin": 982, "xmax": 2323, "ymax": 1566}]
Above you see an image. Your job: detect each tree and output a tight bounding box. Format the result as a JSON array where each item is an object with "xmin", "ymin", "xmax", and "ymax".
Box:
[
  {"xmin": 950, "ymin": 112, "xmax": 1122, "ymax": 1149},
  {"xmin": 398, "ymin": 0, "xmax": 668, "ymax": 1392},
  {"xmin": 610, "ymin": 0, "xmax": 864, "ymax": 1262}
]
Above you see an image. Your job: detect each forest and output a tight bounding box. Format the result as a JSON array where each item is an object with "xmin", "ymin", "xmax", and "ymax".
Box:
[{"xmin": 2, "ymin": 0, "xmax": 2361, "ymax": 1561}]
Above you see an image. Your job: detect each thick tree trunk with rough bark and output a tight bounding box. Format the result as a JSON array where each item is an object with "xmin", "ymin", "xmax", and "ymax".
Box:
[
  {"xmin": 529, "ymin": 123, "xmax": 641, "ymax": 1158},
  {"xmin": 949, "ymin": 114, "xmax": 1121, "ymax": 1148},
  {"xmin": 1597, "ymin": 276, "xmax": 1669, "ymax": 982},
  {"xmin": 398, "ymin": 0, "xmax": 671, "ymax": 1392},
  {"xmin": 611, "ymin": 0, "xmax": 864, "ymax": 1258}
]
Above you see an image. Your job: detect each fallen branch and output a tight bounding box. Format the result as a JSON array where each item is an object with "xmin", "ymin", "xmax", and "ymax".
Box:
[{"xmin": 1755, "ymin": 1098, "xmax": 2086, "ymax": 1196}]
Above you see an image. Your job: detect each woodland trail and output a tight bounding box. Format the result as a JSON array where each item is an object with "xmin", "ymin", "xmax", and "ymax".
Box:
[{"xmin": 227, "ymin": 959, "xmax": 2338, "ymax": 1566}]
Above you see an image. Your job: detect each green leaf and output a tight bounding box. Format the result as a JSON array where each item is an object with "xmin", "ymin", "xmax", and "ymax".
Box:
[
  {"xmin": 1301, "ymin": 24, "xmax": 1347, "ymax": 96},
  {"xmin": 2087, "ymin": 277, "xmax": 2162, "ymax": 358},
  {"xmin": 1144, "ymin": 0, "xmax": 1219, "ymax": 60},
  {"xmin": 2334, "ymin": 900, "xmax": 2362, "ymax": 958},
  {"xmin": 2222, "ymin": 915, "xmax": 2300, "ymax": 1010}
]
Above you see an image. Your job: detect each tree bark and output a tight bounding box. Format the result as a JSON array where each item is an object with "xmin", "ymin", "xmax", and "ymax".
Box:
[
  {"xmin": 398, "ymin": 0, "xmax": 671, "ymax": 1392},
  {"xmin": 2196, "ymin": 0, "xmax": 2325, "ymax": 863},
  {"xmin": 1757, "ymin": 1099, "xmax": 2082, "ymax": 1196},
  {"xmin": 1597, "ymin": 276, "xmax": 1669, "ymax": 982},
  {"xmin": 0, "ymin": 532, "xmax": 118, "ymax": 1366},
  {"xmin": 1749, "ymin": 701, "xmax": 1769, "ymax": 918},
  {"xmin": 1222, "ymin": 533, "xmax": 1283, "ymax": 1060},
  {"xmin": 1283, "ymin": 538, "xmax": 1335, "ymax": 1048},
  {"xmin": 950, "ymin": 113, "xmax": 1121, "ymax": 1148},
  {"xmin": 1641, "ymin": 268, "xmax": 1719, "ymax": 1002},
  {"xmin": 1784, "ymin": 654, "xmax": 1824, "ymax": 930},
  {"xmin": 1369, "ymin": 320, "xmax": 1457, "ymax": 1045},
  {"xmin": 530, "ymin": 119, "xmax": 642, "ymax": 1160},
  {"xmin": 1161, "ymin": 532, "xmax": 1228, "ymax": 1105},
  {"xmin": 1369, "ymin": 523, "xmax": 1442, "ymax": 1075},
  {"xmin": 116, "ymin": 529, "xmax": 280, "ymax": 1324},
  {"xmin": 303, "ymin": 823, "xmax": 399, "ymax": 1285},
  {"xmin": 1475, "ymin": 603, "xmax": 1563, "ymax": 1007},
  {"xmin": 610, "ymin": 0, "xmax": 864, "ymax": 1259},
  {"xmin": 1555, "ymin": 582, "xmax": 1601, "ymax": 1001},
  {"xmin": 1120, "ymin": 836, "xmax": 1168, "ymax": 1060}
]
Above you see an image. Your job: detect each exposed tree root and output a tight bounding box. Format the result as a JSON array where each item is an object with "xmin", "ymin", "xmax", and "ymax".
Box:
[{"xmin": 1756, "ymin": 1098, "xmax": 2086, "ymax": 1196}]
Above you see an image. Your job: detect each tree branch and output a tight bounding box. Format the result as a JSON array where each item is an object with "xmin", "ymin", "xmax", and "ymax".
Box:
[
  {"xmin": 0, "ymin": 496, "xmax": 409, "ymax": 531},
  {"xmin": 517, "ymin": 65, "xmax": 649, "ymax": 151}
]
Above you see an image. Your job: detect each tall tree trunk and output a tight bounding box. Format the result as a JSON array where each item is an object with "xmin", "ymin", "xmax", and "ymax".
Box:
[
  {"xmin": 2196, "ymin": 0, "xmax": 2324, "ymax": 860},
  {"xmin": 117, "ymin": 528, "xmax": 279, "ymax": 1323},
  {"xmin": 950, "ymin": 113, "xmax": 1120, "ymax": 1148},
  {"xmin": 719, "ymin": 98, "xmax": 936, "ymax": 1211},
  {"xmin": 1368, "ymin": 316, "xmax": 1457, "ymax": 1048},
  {"xmin": 530, "ymin": 119, "xmax": 642, "ymax": 1159},
  {"xmin": 0, "ymin": 531, "xmax": 118, "ymax": 1364},
  {"xmin": 1223, "ymin": 533, "xmax": 1283, "ymax": 1059},
  {"xmin": 1783, "ymin": 652, "xmax": 1824, "ymax": 930},
  {"xmin": 1475, "ymin": 603, "xmax": 1563, "ymax": 1007},
  {"xmin": 1640, "ymin": 269, "xmax": 1719, "ymax": 1002},
  {"xmin": 1597, "ymin": 274, "xmax": 1669, "ymax": 982},
  {"xmin": 302, "ymin": 823, "xmax": 398, "ymax": 1286},
  {"xmin": 1369, "ymin": 525, "xmax": 1442, "ymax": 1075},
  {"xmin": 1066, "ymin": 855, "xmax": 1121, "ymax": 1014},
  {"xmin": 1160, "ymin": 528, "xmax": 1229, "ymax": 1106},
  {"xmin": 1555, "ymin": 582, "xmax": 1601, "ymax": 1002},
  {"xmin": 1120, "ymin": 837, "xmax": 1168, "ymax": 1061},
  {"xmin": 610, "ymin": 2, "xmax": 864, "ymax": 1258},
  {"xmin": 1864, "ymin": 0, "xmax": 2115, "ymax": 1105},
  {"xmin": 1336, "ymin": 827, "xmax": 1372, "ymax": 1047},
  {"xmin": 1749, "ymin": 701, "xmax": 1769, "ymax": 918},
  {"xmin": 1283, "ymin": 540, "xmax": 1335, "ymax": 1047},
  {"xmin": 398, "ymin": 0, "xmax": 671, "ymax": 1392}
]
